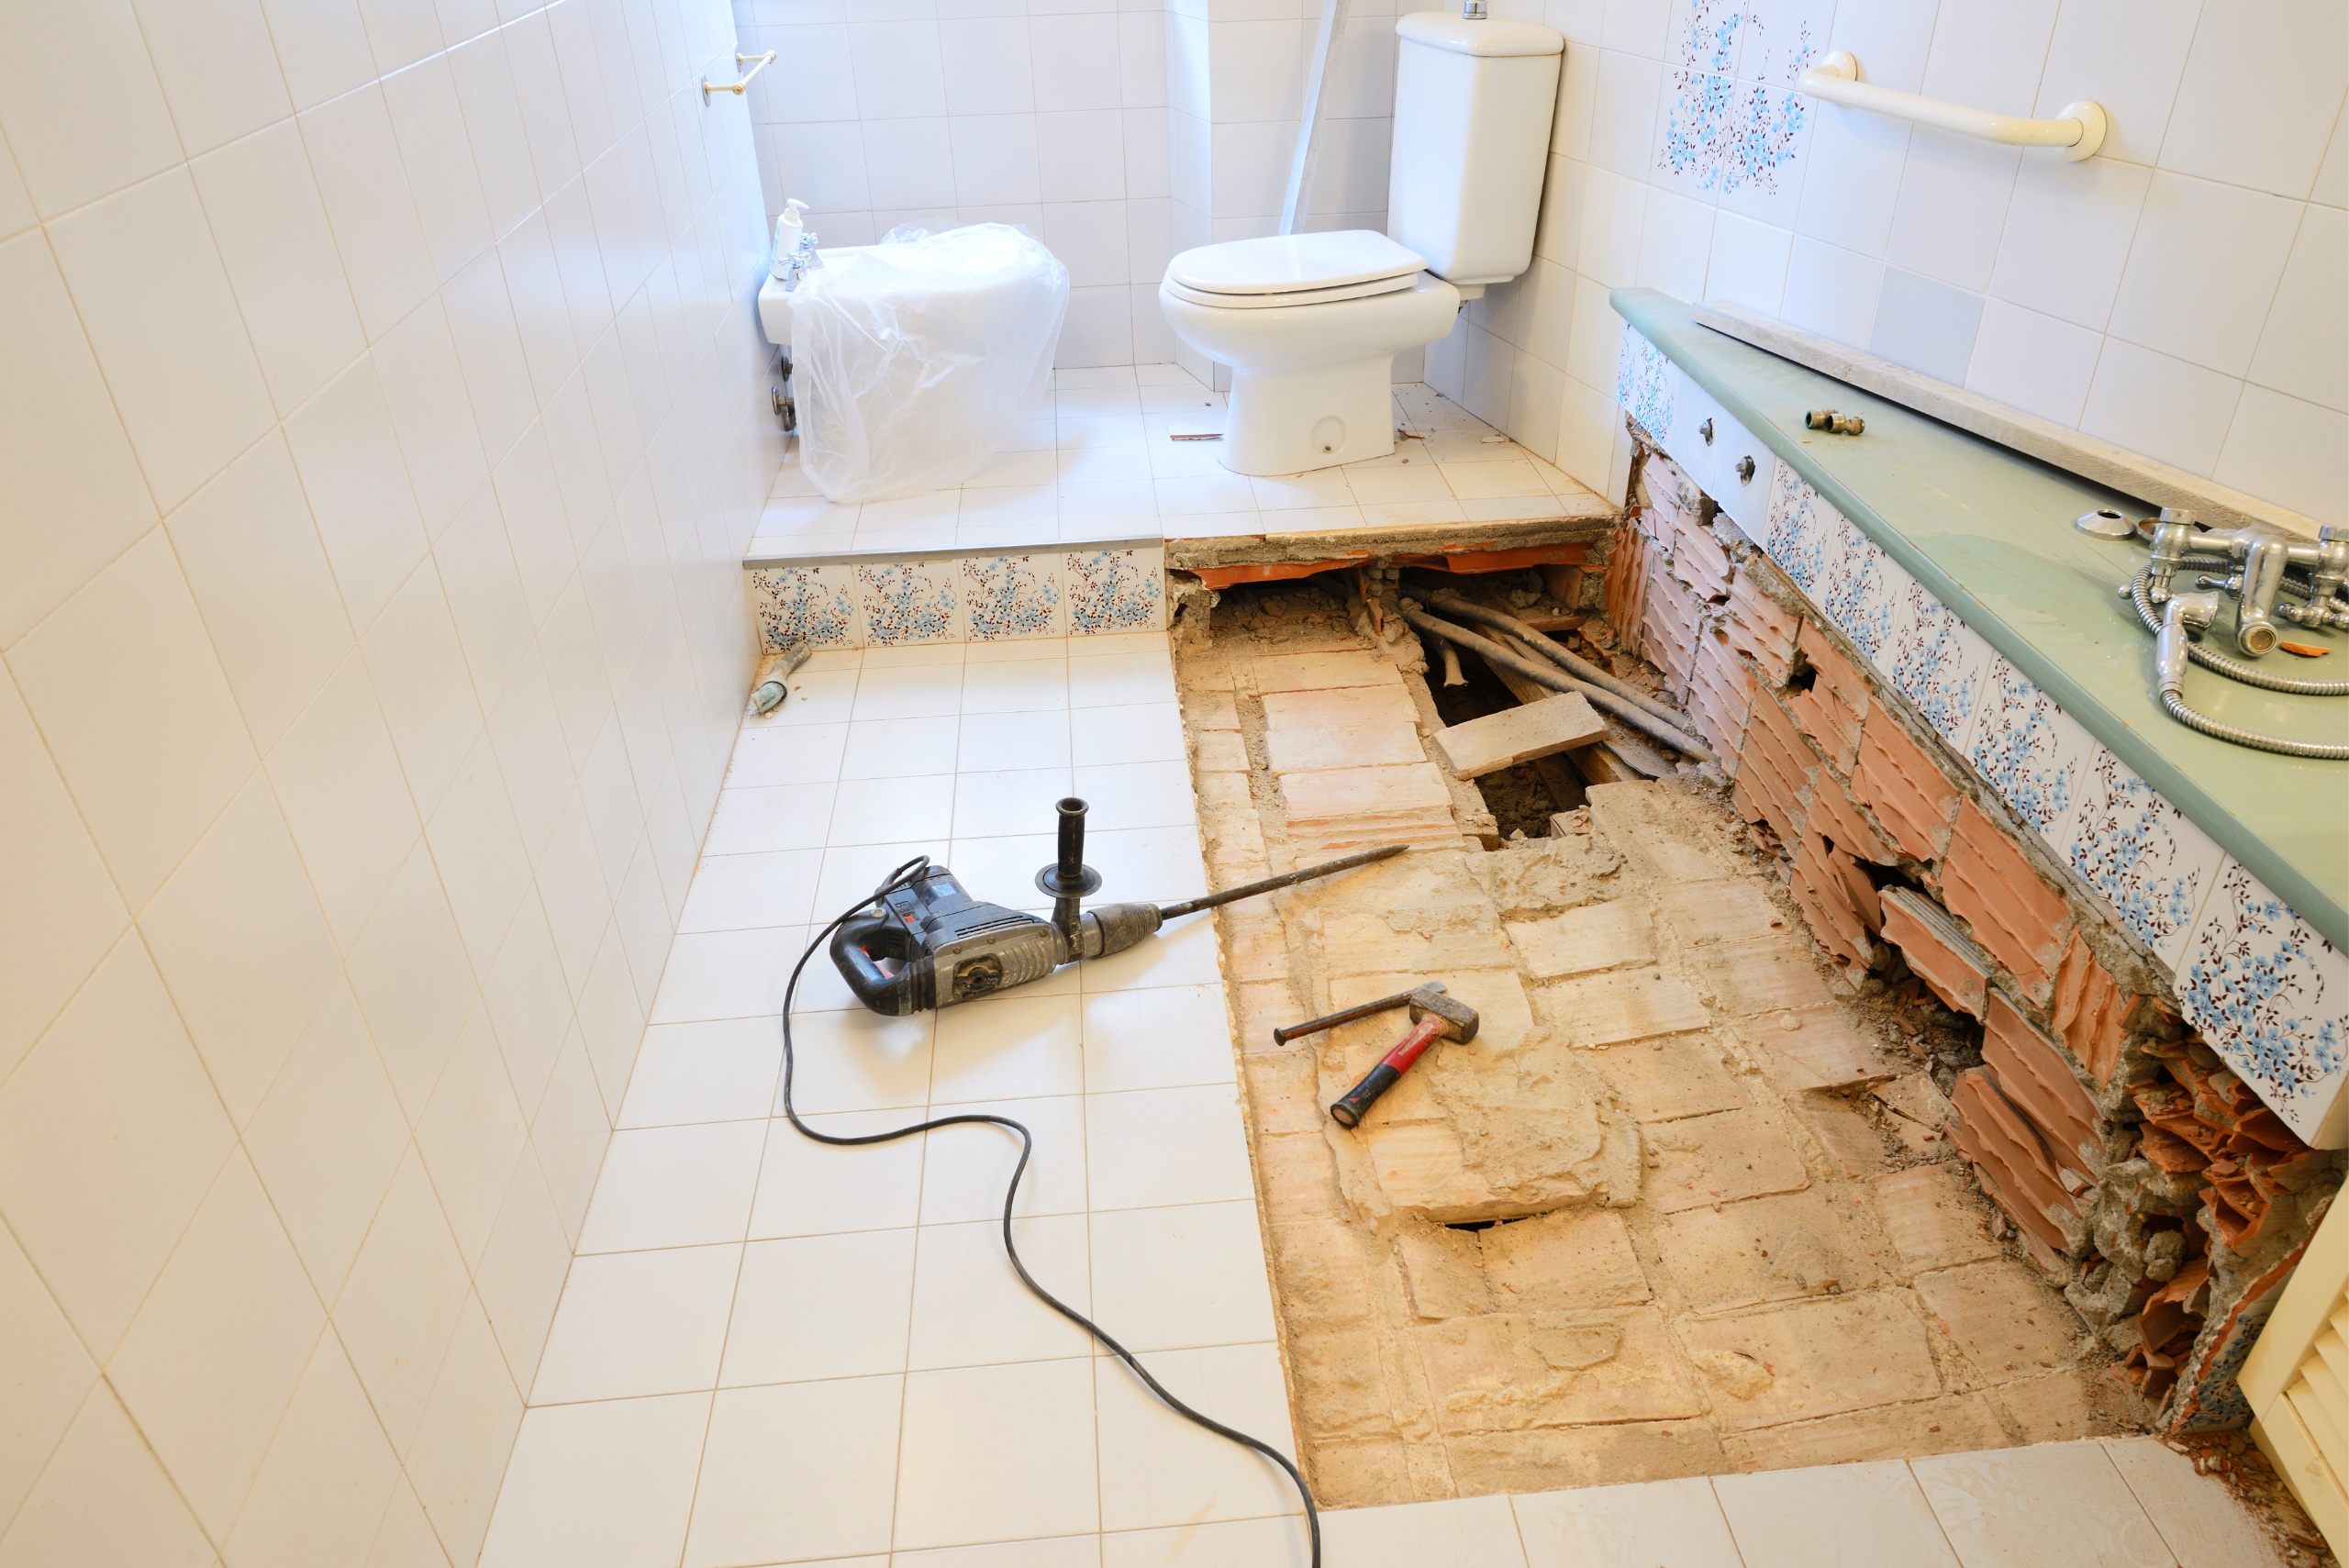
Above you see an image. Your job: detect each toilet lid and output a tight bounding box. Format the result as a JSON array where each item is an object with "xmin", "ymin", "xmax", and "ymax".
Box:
[{"xmin": 1165, "ymin": 231, "xmax": 1428, "ymax": 297}]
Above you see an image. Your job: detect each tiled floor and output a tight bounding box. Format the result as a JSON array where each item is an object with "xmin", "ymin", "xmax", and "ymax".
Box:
[
  {"xmin": 747, "ymin": 370, "xmax": 1608, "ymax": 562},
  {"xmin": 475, "ymin": 630, "xmax": 2284, "ymax": 1568}
]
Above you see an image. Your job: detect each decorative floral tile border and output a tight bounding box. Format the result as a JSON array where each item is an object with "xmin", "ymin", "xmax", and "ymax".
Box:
[
  {"xmin": 744, "ymin": 546, "xmax": 1162, "ymax": 648},
  {"xmin": 1630, "ymin": 325, "xmax": 2347, "ymax": 1141}
]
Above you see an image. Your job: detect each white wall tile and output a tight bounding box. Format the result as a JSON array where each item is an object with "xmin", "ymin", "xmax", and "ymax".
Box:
[
  {"xmin": 2248, "ymin": 203, "xmax": 2347, "ymax": 411},
  {"xmin": 267, "ymin": 651, "xmax": 428, "ymax": 949},
  {"xmin": 1793, "ymin": 109, "xmax": 1907, "ymax": 258},
  {"xmin": 133, "ymin": 0, "xmax": 296, "ymax": 158},
  {"xmin": 2032, "ymin": 0, "xmax": 2199, "ymax": 169},
  {"xmin": 2160, "ymin": 0, "xmax": 2349, "ymax": 199},
  {"xmin": 1588, "ymin": 47, "xmax": 1662, "ymax": 180},
  {"xmin": 9, "ymin": 529, "xmax": 260, "ymax": 909},
  {"xmin": 850, "ymin": 19, "xmax": 950, "ymax": 118},
  {"xmin": 952, "ymin": 115, "xmax": 1046, "ymax": 206},
  {"xmin": 942, "ymin": 17, "xmax": 1037, "ymax": 115},
  {"xmin": 1206, "ymin": 18, "xmax": 1303, "ymax": 124},
  {"xmin": 2316, "ymin": 106, "xmax": 2348, "ymax": 207},
  {"xmin": 2079, "ymin": 336, "xmax": 2244, "ymax": 478},
  {"xmin": 1576, "ymin": 165, "xmax": 1649, "ymax": 286},
  {"xmin": 417, "ymin": 1008, "xmax": 530, "ymax": 1264},
  {"xmin": 385, "ymin": 55, "xmax": 499, "ymax": 284},
  {"xmin": 2107, "ymin": 172, "xmax": 2301, "ymax": 379},
  {"xmin": 2214, "ymin": 384, "xmax": 2348, "ymax": 528},
  {"xmin": 49, "ymin": 170, "xmax": 278, "ymax": 512},
  {"xmin": 1634, "ymin": 187, "xmax": 1714, "ymax": 300},
  {"xmin": 302, "ymin": 87, "xmax": 444, "ymax": 341},
  {"xmin": 1780, "ymin": 232, "xmax": 1882, "ymax": 346},
  {"xmin": 0, "ymin": 935, "xmax": 236, "ymax": 1357},
  {"xmin": 109, "ymin": 1152, "xmax": 325, "ymax": 1539},
  {"xmin": 0, "ymin": 0, "xmax": 183, "ymax": 218},
  {"xmin": 0, "ymin": 1225, "xmax": 97, "ymax": 1535},
  {"xmin": 1041, "ymin": 111, "xmax": 1131, "ymax": 203},
  {"xmin": 378, "ymin": 298, "xmax": 496, "ymax": 537},
  {"xmin": 1965, "ymin": 296, "xmax": 2102, "ymax": 428},
  {"xmin": 506, "ymin": 10, "xmax": 586, "ymax": 195},
  {"xmin": 260, "ymin": 0, "xmax": 381, "ymax": 110},
  {"xmin": 1706, "ymin": 210, "xmax": 1791, "ymax": 315},
  {"xmin": 1867, "ymin": 265, "xmax": 1983, "ymax": 384},
  {"xmin": 290, "ymin": 356, "xmax": 437, "ymax": 634},
  {"xmin": 334, "ymin": 1148, "xmax": 471, "ymax": 1452},
  {"xmin": 450, "ymin": 29, "xmax": 545, "ymax": 238},
  {"xmin": 225, "ymin": 1332, "xmax": 404, "ymax": 1568},
  {"xmin": 1986, "ymin": 153, "xmax": 2149, "ymax": 333},
  {"xmin": 1883, "ymin": 129, "xmax": 2018, "ymax": 295},
  {"xmin": 0, "ymin": 1385, "xmax": 215, "ymax": 1565}
]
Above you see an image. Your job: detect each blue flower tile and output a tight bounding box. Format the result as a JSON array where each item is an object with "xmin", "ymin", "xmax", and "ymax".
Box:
[
  {"xmin": 2060, "ymin": 747, "xmax": 2227, "ymax": 973},
  {"xmin": 962, "ymin": 552, "xmax": 1063, "ymax": 640},
  {"xmin": 855, "ymin": 560, "xmax": 962, "ymax": 646},
  {"xmin": 749, "ymin": 563, "xmax": 859, "ymax": 650},
  {"xmin": 1885, "ymin": 578, "xmax": 1995, "ymax": 752},
  {"xmin": 1759, "ymin": 457, "xmax": 1837, "ymax": 591},
  {"xmin": 2176, "ymin": 860, "xmax": 2346, "ymax": 1144},
  {"xmin": 1064, "ymin": 546, "xmax": 1165, "ymax": 635},
  {"xmin": 1966, "ymin": 654, "xmax": 2097, "ymax": 850},
  {"xmin": 1816, "ymin": 513, "xmax": 1901, "ymax": 666},
  {"xmin": 1616, "ymin": 325, "xmax": 1675, "ymax": 440}
]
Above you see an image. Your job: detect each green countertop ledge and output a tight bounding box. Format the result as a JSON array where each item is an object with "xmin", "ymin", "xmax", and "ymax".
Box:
[{"xmin": 1612, "ymin": 288, "xmax": 2348, "ymax": 952}]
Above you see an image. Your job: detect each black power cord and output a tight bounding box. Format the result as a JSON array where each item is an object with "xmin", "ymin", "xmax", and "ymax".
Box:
[{"xmin": 777, "ymin": 855, "xmax": 1323, "ymax": 1565}]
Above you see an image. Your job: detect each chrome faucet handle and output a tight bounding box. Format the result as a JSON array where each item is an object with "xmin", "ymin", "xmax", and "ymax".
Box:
[{"xmin": 2156, "ymin": 590, "xmax": 2221, "ymax": 696}]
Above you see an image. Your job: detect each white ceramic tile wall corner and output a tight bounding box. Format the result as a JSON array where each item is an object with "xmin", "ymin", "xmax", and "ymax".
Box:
[{"xmin": 2175, "ymin": 860, "xmax": 2348, "ymax": 1146}]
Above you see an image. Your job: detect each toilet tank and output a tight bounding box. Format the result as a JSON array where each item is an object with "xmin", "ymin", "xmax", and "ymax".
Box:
[{"xmin": 1387, "ymin": 14, "xmax": 1564, "ymax": 287}]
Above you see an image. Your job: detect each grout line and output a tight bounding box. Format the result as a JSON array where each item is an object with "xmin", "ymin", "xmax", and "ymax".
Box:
[{"xmin": 1903, "ymin": 1454, "xmax": 1972, "ymax": 1566}]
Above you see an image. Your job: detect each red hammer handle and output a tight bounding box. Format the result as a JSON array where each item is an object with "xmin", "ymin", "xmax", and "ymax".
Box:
[{"xmin": 1328, "ymin": 1017, "xmax": 1446, "ymax": 1129}]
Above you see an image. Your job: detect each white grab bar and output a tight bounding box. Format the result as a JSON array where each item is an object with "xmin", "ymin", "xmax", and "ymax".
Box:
[{"xmin": 1796, "ymin": 51, "xmax": 2107, "ymax": 161}]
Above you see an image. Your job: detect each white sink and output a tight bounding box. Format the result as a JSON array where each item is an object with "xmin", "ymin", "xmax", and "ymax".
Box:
[{"xmin": 756, "ymin": 248, "xmax": 871, "ymax": 349}]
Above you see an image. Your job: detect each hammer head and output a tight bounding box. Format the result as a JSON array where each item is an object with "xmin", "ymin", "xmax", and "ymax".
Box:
[{"xmin": 1407, "ymin": 982, "xmax": 1478, "ymax": 1042}]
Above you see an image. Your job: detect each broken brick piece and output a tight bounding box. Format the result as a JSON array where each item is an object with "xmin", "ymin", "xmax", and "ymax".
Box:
[
  {"xmin": 1943, "ymin": 801, "xmax": 2072, "ymax": 999},
  {"xmin": 1979, "ymin": 993, "xmax": 2101, "ymax": 1184},
  {"xmin": 1733, "ymin": 687, "xmax": 1817, "ymax": 848},
  {"xmin": 1788, "ymin": 833, "xmax": 1876, "ymax": 974},
  {"xmin": 1789, "ymin": 619, "xmax": 1867, "ymax": 773},
  {"xmin": 1264, "ymin": 723, "xmax": 1426, "ymax": 773},
  {"xmin": 1604, "ymin": 522, "xmax": 1652, "ymax": 659},
  {"xmin": 1879, "ymin": 887, "xmax": 1992, "ymax": 1018},
  {"xmin": 2050, "ymin": 931, "xmax": 2136, "ymax": 1090},
  {"xmin": 1800, "ymin": 757, "xmax": 1897, "ymax": 866},
  {"xmin": 1853, "ymin": 704, "xmax": 1960, "ymax": 862},
  {"xmin": 1642, "ymin": 575, "xmax": 1705, "ymax": 692},
  {"xmin": 1947, "ymin": 1069, "xmax": 2077, "ymax": 1258},
  {"xmin": 1723, "ymin": 572, "xmax": 1799, "ymax": 686},
  {"xmin": 1251, "ymin": 649, "xmax": 1400, "ymax": 692}
]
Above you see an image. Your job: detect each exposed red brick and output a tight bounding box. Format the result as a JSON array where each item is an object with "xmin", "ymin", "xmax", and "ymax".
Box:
[
  {"xmin": 2050, "ymin": 932, "xmax": 2135, "ymax": 1090},
  {"xmin": 1948, "ymin": 1068, "xmax": 2077, "ymax": 1259},
  {"xmin": 1799, "ymin": 756, "xmax": 1897, "ymax": 866},
  {"xmin": 1666, "ymin": 511, "xmax": 1733, "ymax": 598},
  {"xmin": 1789, "ymin": 620, "xmax": 1866, "ymax": 773},
  {"xmin": 1688, "ymin": 628, "xmax": 1756, "ymax": 765},
  {"xmin": 1642, "ymin": 575, "xmax": 1705, "ymax": 691},
  {"xmin": 1732, "ymin": 688, "xmax": 1816, "ymax": 847},
  {"xmin": 1789, "ymin": 833, "xmax": 1875, "ymax": 973},
  {"xmin": 1604, "ymin": 523, "xmax": 1651, "ymax": 659},
  {"xmin": 1853, "ymin": 705, "xmax": 1959, "ymax": 862},
  {"xmin": 1943, "ymin": 800, "xmax": 2071, "ymax": 1000},
  {"xmin": 1723, "ymin": 573, "xmax": 1799, "ymax": 686},
  {"xmin": 1879, "ymin": 887, "xmax": 1990, "ymax": 1018},
  {"xmin": 1980, "ymin": 994, "xmax": 2101, "ymax": 1182}
]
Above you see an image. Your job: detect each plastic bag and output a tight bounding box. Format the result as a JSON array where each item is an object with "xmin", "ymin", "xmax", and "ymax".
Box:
[{"xmin": 789, "ymin": 224, "xmax": 1069, "ymax": 503}]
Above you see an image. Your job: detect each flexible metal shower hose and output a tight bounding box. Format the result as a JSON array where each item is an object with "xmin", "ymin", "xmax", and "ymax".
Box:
[{"xmin": 2128, "ymin": 569, "xmax": 2349, "ymax": 759}]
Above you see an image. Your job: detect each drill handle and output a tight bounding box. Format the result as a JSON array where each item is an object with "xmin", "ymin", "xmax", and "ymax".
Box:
[{"xmin": 829, "ymin": 913, "xmax": 930, "ymax": 1016}]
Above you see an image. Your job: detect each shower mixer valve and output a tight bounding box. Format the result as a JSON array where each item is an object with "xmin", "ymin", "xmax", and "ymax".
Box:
[{"xmin": 2113, "ymin": 507, "xmax": 2348, "ymax": 759}]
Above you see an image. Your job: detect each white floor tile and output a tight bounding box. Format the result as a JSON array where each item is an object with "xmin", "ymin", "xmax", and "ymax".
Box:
[
  {"xmin": 1095, "ymin": 1340, "xmax": 1295, "ymax": 1531},
  {"xmin": 1087, "ymin": 1201, "xmax": 1277, "ymax": 1354},
  {"xmin": 477, "ymin": 1393, "xmax": 709, "ymax": 1568},
  {"xmin": 651, "ymin": 926, "xmax": 811, "ymax": 1024},
  {"xmin": 726, "ymin": 721, "xmax": 846, "ymax": 786},
  {"xmin": 1513, "ymin": 1475, "xmax": 1745, "ymax": 1568},
  {"xmin": 774, "ymin": 1007, "xmax": 935, "ymax": 1116},
  {"xmin": 907, "ymin": 1215, "xmax": 1094, "ymax": 1371},
  {"xmin": 852, "ymin": 665, "xmax": 968, "ymax": 721},
  {"xmin": 1318, "ymin": 1495, "xmax": 1530, "ymax": 1567},
  {"xmin": 577, "ymin": 1122, "xmax": 764, "ymax": 1253},
  {"xmin": 895, "ymin": 1357, "xmax": 1099, "ymax": 1551},
  {"xmin": 750, "ymin": 1111, "xmax": 927, "ymax": 1240},
  {"xmin": 919, "ymin": 1095, "xmax": 1089, "ymax": 1225},
  {"xmin": 1911, "ymin": 1441, "xmax": 2176, "ymax": 1568},
  {"xmin": 841, "ymin": 714, "xmax": 963, "ymax": 779},
  {"xmin": 828, "ymin": 772, "xmax": 959, "ymax": 847},
  {"xmin": 2100, "ymin": 1439, "xmax": 2284, "ymax": 1568},
  {"xmin": 897, "ymin": 1536, "xmax": 1100, "ymax": 1567},
  {"xmin": 618, "ymin": 1018, "xmax": 784, "ymax": 1129},
  {"xmin": 678, "ymin": 848, "xmax": 823, "ymax": 932},
  {"xmin": 962, "ymin": 660, "xmax": 1072, "ymax": 715},
  {"xmin": 1070, "ymin": 760, "xmax": 1195, "ymax": 830},
  {"xmin": 957, "ymin": 707, "xmax": 1074, "ymax": 772},
  {"xmin": 1085, "ymin": 1086, "xmax": 1253, "ymax": 1212},
  {"xmin": 1079, "ymin": 906, "xmax": 1219, "ymax": 990},
  {"xmin": 1082, "ymin": 984, "xmax": 1235, "ymax": 1094},
  {"xmin": 965, "ymin": 636, "xmax": 1072, "ymax": 665},
  {"xmin": 745, "ymin": 669, "xmax": 857, "ymax": 726},
  {"xmin": 685, "ymin": 1376, "xmax": 902, "ymax": 1567},
  {"xmin": 529, "ymin": 1245, "xmax": 740, "ymax": 1404},
  {"xmin": 811, "ymin": 840, "xmax": 951, "ymax": 929},
  {"xmin": 720, "ymin": 1230, "xmax": 917, "ymax": 1386},
  {"xmin": 1070, "ymin": 702, "xmax": 1185, "ymax": 767},
  {"xmin": 1715, "ymin": 1458, "xmax": 1961, "ymax": 1568},
  {"xmin": 932, "ymin": 992, "xmax": 1085, "ymax": 1105},
  {"xmin": 1102, "ymin": 1517, "xmax": 1307, "ymax": 1566},
  {"xmin": 703, "ymin": 783, "xmax": 838, "ymax": 854},
  {"xmin": 1067, "ymin": 653, "xmax": 1175, "ymax": 709},
  {"xmin": 952, "ymin": 767, "xmax": 1079, "ymax": 840}
]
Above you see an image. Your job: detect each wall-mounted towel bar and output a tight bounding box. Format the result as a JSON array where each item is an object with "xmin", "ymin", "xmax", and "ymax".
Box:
[
  {"xmin": 1797, "ymin": 51, "xmax": 2107, "ymax": 161},
  {"xmin": 703, "ymin": 50, "xmax": 776, "ymax": 104}
]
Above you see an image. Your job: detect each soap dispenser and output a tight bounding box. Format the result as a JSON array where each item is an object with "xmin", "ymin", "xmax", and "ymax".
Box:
[{"xmin": 772, "ymin": 199, "xmax": 807, "ymax": 281}]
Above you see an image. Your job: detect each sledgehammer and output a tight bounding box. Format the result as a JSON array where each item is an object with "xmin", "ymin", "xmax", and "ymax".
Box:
[{"xmin": 1280, "ymin": 983, "xmax": 1479, "ymax": 1129}]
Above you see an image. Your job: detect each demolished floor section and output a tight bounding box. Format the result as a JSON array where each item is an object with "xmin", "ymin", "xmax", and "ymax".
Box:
[{"xmin": 1181, "ymin": 601, "xmax": 2139, "ymax": 1506}]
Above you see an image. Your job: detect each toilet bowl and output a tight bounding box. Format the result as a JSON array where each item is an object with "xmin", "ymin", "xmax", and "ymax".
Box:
[{"xmin": 1157, "ymin": 230, "xmax": 1460, "ymax": 477}]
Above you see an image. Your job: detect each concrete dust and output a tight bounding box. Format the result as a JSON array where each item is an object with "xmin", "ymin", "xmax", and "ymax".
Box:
[{"xmin": 1178, "ymin": 578, "xmax": 2141, "ymax": 1507}]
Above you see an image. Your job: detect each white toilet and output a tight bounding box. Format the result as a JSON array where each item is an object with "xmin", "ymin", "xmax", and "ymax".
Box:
[{"xmin": 1158, "ymin": 9, "xmax": 1564, "ymax": 477}]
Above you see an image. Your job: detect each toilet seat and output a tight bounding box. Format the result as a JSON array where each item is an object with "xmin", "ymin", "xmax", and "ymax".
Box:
[{"xmin": 1163, "ymin": 231, "xmax": 1429, "ymax": 311}]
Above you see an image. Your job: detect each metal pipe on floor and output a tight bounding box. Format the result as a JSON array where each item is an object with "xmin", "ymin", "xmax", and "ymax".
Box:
[
  {"xmin": 1425, "ymin": 589, "xmax": 1689, "ymax": 731},
  {"xmin": 1398, "ymin": 602, "xmax": 1716, "ymax": 762}
]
